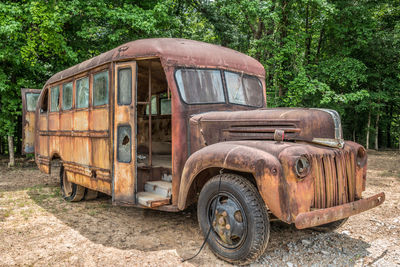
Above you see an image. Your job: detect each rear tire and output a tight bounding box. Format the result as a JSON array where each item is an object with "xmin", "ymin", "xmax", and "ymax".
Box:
[
  {"xmin": 197, "ymin": 173, "xmax": 269, "ymax": 265},
  {"xmin": 60, "ymin": 165, "xmax": 85, "ymax": 202}
]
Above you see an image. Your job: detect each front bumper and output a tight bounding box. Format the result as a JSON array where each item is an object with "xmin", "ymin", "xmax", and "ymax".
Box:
[{"xmin": 295, "ymin": 192, "xmax": 385, "ymax": 229}]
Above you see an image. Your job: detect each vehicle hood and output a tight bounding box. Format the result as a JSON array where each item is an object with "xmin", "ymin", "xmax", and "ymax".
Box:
[{"xmin": 189, "ymin": 108, "xmax": 343, "ymax": 150}]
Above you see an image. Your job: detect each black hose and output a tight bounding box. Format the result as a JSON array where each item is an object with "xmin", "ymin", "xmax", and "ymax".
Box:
[{"xmin": 182, "ymin": 171, "xmax": 223, "ymax": 262}]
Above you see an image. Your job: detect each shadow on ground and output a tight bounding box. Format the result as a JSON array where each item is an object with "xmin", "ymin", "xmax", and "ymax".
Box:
[{"xmin": 25, "ymin": 171, "xmax": 371, "ymax": 266}]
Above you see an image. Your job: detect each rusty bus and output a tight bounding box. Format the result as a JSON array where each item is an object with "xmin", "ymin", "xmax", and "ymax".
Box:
[{"xmin": 21, "ymin": 38, "xmax": 385, "ymax": 264}]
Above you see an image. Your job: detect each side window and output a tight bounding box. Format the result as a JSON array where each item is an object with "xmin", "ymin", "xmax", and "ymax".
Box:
[
  {"xmin": 26, "ymin": 93, "xmax": 40, "ymax": 112},
  {"xmin": 145, "ymin": 95, "xmax": 157, "ymax": 115},
  {"xmin": 76, "ymin": 77, "xmax": 89, "ymax": 108},
  {"xmin": 160, "ymin": 98, "xmax": 171, "ymax": 115},
  {"xmin": 117, "ymin": 125, "xmax": 131, "ymax": 163},
  {"xmin": 93, "ymin": 70, "xmax": 109, "ymax": 106},
  {"xmin": 50, "ymin": 86, "xmax": 60, "ymax": 112},
  {"xmin": 62, "ymin": 82, "xmax": 73, "ymax": 110},
  {"xmin": 118, "ymin": 68, "xmax": 132, "ymax": 105},
  {"xmin": 40, "ymin": 89, "xmax": 48, "ymax": 113}
]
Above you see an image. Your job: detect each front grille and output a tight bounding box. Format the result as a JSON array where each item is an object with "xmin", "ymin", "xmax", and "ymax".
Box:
[{"xmin": 312, "ymin": 150, "xmax": 356, "ymax": 209}]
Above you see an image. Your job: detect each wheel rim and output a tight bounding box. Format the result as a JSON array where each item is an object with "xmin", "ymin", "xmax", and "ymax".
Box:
[
  {"xmin": 62, "ymin": 169, "xmax": 73, "ymax": 197},
  {"xmin": 207, "ymin": 192, "xmax": 248, "ymax": 249}
]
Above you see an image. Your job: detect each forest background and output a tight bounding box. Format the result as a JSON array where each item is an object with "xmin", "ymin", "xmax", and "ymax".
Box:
[{"xmin": 1, "ymin": 0, "xmax": 399, "ymax": 164}]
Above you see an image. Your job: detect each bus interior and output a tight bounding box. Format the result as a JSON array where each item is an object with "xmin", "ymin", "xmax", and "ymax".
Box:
[{"xmin": 135, "ymin": 59, "xmax": 173, "ymax": 202}]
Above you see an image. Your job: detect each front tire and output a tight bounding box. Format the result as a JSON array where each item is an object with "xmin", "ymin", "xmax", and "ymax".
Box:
[
  {"xmin": 60, "ymin": 165, "xmax": 85, "ymax": 202},
  {"xmin": 197, "ymin": 173, "xmax": 270, "ymax": 265}
]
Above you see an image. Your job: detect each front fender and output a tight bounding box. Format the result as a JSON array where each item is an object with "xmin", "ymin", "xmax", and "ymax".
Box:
[{"xmin": 177, "ymin": 142, "xmax": 291, "ymax": 221}]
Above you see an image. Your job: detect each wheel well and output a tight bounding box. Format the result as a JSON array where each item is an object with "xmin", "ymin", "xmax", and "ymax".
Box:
[
  {"xmin": 49, "ymin": 153, "xmax": 62, "ymax": 175},
  {"xmin": 185, "ymin": 168, "xmax": 258, "ymax": 208}
]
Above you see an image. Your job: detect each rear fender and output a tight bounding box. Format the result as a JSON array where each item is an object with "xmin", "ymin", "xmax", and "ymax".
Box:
[{"xmin": 177, "ymin": 142, "xmax": 291, "ymax": 221}]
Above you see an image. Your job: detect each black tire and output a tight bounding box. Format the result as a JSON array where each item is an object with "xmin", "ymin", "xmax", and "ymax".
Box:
[
  {"xmin": 60, "ymin": 165, "xmax": 85, "ymax": 202},
  {"xmin": 311, "ymin": 218, "xmax": 348, "ymax": 232},
  {"xmin": 197, "ymin": 173, "xmax": 270, "ymax": 265}
]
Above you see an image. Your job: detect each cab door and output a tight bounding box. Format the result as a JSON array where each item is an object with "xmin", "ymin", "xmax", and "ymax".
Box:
[
  {"xmin": 21, "ymin": 88, "xmax": 41, "ymax": 154},
  {"xmin": 113, "ymin": 61, "xmax": 137, "ymax": 204}
]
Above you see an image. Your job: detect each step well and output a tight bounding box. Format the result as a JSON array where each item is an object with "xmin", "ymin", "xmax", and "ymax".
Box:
[{"xmin": 137, "ymin": 180, "xmax": 172, "ymax": 208}]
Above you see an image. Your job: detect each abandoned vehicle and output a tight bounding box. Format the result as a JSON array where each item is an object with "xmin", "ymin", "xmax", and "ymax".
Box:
[{"xmin": 21, "ymin": 38, "xmax": 385, "ymax": 264}]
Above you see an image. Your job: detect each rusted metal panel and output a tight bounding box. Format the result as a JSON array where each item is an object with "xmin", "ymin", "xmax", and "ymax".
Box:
[{"xmin": 295, "ymin": 192, "xmax": 385, "ymax": 229}]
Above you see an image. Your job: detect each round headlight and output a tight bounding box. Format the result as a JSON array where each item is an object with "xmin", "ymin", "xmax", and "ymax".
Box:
[{"xmin": 295, "ymin": 156, "xmax": 311, "ymax": 178}]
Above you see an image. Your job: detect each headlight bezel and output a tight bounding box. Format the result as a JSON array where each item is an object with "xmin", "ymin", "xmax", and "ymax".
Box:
[{"xmin": 294, "ymin": 155, "xmax": 311, "ymax": 179}]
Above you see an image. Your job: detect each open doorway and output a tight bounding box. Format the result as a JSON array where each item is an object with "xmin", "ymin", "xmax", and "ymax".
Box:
[{"xmin": 136, "ymin": 59, "xmax": 172, "ymax": 200}]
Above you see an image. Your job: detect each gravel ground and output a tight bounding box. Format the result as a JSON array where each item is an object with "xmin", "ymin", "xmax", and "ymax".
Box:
[{"xmin": 0, "ymin": 151, "xmax": 399, "ymax": 266}]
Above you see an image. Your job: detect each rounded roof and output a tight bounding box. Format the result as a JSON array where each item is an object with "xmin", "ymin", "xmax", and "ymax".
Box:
[{"xmin": 45, "ymin": 38, "xmax": 265, "ymax": 85}]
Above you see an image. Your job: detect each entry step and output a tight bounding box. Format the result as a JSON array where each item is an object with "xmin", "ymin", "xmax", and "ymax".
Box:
[
  {"xmin": 144, "ymin": 180, "xmax": 172, "ymax": 198},
  {"xmin": 136, "ymin": 192, "xmax": 170, "ymax": 208}
]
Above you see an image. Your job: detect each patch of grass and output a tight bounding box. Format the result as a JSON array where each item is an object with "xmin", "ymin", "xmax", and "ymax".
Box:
[{"xmin": 88, "ymin": 210, "xmax": 98, "ymax": 216}]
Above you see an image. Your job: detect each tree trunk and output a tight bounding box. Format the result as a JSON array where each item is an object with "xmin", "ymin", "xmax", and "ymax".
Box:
[
  {"xmin": 374, "ymin": 110, "xmax": 380, "ymax": 150},
  {"xmin": 387, "ymin": 104, "xmax": 392, "ymax": 148},
  {"xmin": 353, "ymin": 129, "xmax": 356, "ymax": 142},
  {"xmin": 305, "ymin": 2, "xmax": 312, "ymax": 65},
  {"xmin": 8, "ymin": 135, "xmax": 15, "ymax": 167},
  {"xmin": 366, "ymin": 109, "xmax": 371, "ymax": 149}
]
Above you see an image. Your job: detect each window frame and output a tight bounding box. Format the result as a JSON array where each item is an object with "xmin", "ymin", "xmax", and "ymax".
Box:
[
  {"xmin": 117, "ymin": 67, "xmax": 132, "ymax": 106},
  {"xmin": 50, "ymin": 85, "xmax": 60, "ymax": 112},
  {"xmin": 92, "ymin": 69, "xmax": 110, "ymax": 108},
  {"xmin": 75, "ymin": 76, "xmax": 90, "ymax": 110},
  {"xmin": 62, "ymin": 81, "xmax": 73, "ymax": 111},
  {"xmin": 117, "ymin": 124, "xmax": 132, "ymax": 163},
  {"xmin": 174, "ymin": 67, "xmax": 227, "ymax": 105},
  {"xmin": 25, "ymin": 92, "xmax": 40, "ymax": 112},
  {"xmin": 224, "ymin": 70, "xmax": 264, "ymax": 108}
]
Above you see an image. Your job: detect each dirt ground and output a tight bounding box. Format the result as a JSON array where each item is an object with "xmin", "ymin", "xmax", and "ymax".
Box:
[{"xmin": 0, "ymin": 151, "xmax": 399, "ymax": 266}]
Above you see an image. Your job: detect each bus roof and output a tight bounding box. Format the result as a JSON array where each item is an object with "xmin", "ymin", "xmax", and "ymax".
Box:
[{"xmin": 45, "ymin": 38, "xmax": 265, "ymax": 86}]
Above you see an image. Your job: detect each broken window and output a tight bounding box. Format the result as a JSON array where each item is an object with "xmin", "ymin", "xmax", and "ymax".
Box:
[
  {"xmin": 62, "ymin": 82, "xmax": 73, "ymax": 110},
  {"xmin": 117, "ymin": 125, "xmax": 131, "ymax": 163},
  {"xmin": 76, "ymin": 77, "xmax": 89, "ymax": 108},
  {"xmin": 50, "ymin": 86, "xmax": 60, "ymax": 112},
  {"xmin": 93, "ymin": 70, "xmax": 109, "ymax": 106},
  {"xmin": 175, "ymin": 69, "xmax": 225, "ymax": 104}
]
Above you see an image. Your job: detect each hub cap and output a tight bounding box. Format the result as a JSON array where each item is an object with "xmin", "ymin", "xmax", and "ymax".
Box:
[{"xmin": 207, "ymin": 192, "xmax": 247, "ymax": 249}]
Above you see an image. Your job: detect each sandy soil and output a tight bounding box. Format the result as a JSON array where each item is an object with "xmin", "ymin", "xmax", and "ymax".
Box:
[{"xmin": 0, "ymin": 151, "xmax": 399, "ymax": 266}]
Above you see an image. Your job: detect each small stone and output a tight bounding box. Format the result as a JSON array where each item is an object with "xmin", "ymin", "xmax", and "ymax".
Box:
[
  {"xmin": 286, "ymin": 262, "xmax": 294, "ymax": 267},
  {"xmin": 341, "ymin": 230, "xmax": 350, "ymax": 235},
  {"xmin": 302, "ymin": 239, "xmax": 312, "ymax": 246},
  {"xmin": 321, "ymin": 250, "xmax": 330, "ymax": 255}
]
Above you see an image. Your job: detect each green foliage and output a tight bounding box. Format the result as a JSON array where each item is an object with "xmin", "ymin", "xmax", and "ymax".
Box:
[{"xmin": 0, "ymin": 0, "xmax": 399, "ymax": 152}]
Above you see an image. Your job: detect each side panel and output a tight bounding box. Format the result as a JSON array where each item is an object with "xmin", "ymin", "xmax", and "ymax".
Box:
[
  {"xmin": 21, "ymin": 88, "xmax": 41, "ymax": 154},
  {"xmin": 113, "ymin": 61, "xmax": 137, "ymax": 204}
]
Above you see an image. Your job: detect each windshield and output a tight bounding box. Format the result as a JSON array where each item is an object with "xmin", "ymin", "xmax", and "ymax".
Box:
[
  {"xmin": 175, "ymin": 68, "xmax": 263, "ymax": 107},
  {"xmin": 175, "ymin": 69, "xmax": 225, "ymax": 104},
  {"xmin": 224, "ymin": 71, "xmax": 263, "ymax": 107}
]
